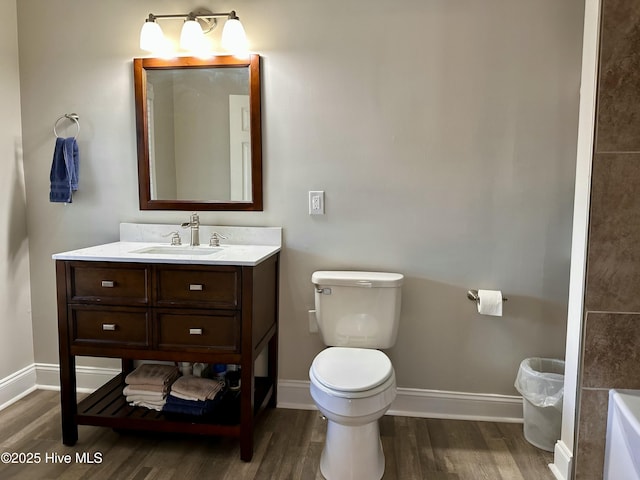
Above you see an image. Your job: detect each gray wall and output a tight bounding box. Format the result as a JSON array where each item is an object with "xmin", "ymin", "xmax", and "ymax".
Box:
[
  {"xmin": 16, "ymin": 0, "xmax": 584, "ymax": 395},
  {"xmin": 0, "ymin": 0, "xmax": 34, "ymax": 380}
]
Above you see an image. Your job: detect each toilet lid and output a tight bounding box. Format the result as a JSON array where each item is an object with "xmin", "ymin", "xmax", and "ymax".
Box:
[{"xmin": 311, "ymin": 347, "xmax": 393, "ymax": 392}]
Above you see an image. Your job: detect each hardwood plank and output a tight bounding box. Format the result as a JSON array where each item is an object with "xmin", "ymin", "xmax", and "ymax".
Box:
[
  {"xmin": 308, "ymin": 412, "xmax": 326, "ymax": 444},
  {"xmin": 444, "ymin": 419, "xmax": 504, "ymax": 479},
  {"xmin": 253, "ymin": 427, "xmax": 289, "ymax": 479},
  {"xmin": 414, "ymin": 417, "xmax": 438, "ymax": 474},
  {"xmin": 381, "ymin": 435, "xmax": 398, "ymax": 480},
  {"xmin": 426, "ymin": 418, "xmax": 457, "ymax": 473},
  {"xmin": 299, "ymin": 441, "xmax": 323, "ymax": 479},
  {"xmin": 0, "ymin": 390, "xmax": 58, "ymax": 437},
  {"xmin": 389, "ymin": 415, "xmax": 422, "ymax": 478},
  {"xmin": 495, "ymin": 422, "xmax": 555, "ymax": 479},
  {"xmin": 476, "ymin": 421, "xmax": 527, "ymax": 480}
]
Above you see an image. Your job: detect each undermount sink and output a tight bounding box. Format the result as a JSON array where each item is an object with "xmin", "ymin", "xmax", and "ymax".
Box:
[{"xmin": 131, "ymin": 246, "xmax": 223, "ymax": 256}]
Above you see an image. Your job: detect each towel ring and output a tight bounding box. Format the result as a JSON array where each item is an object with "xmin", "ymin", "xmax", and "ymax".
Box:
[{"xmin": 53, "ymin": 113, "xmax": 80, "ymax": 139}]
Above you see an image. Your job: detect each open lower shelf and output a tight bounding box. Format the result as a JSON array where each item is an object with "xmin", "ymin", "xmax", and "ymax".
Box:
[{"xmin": 76, "ymin": 373, "xmax": 274, "ymax": 438}]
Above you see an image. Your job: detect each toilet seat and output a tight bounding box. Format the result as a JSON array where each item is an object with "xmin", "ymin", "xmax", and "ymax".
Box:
[{"xmin": 311, "ymin": 347, "xmax": 393, "ymax": 398}]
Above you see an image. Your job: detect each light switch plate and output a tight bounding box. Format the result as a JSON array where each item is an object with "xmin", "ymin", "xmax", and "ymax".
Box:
[{"xmin": 309, "ymin": 191, "xmax": 325, "ymax": 215}]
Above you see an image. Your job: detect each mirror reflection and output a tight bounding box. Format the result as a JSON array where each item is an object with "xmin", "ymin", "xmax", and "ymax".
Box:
[{"xmin": 134, "ymin": 55, "xmax": 262, "ymax": 211}]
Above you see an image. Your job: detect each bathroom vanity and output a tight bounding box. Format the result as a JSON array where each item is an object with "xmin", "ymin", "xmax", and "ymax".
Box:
[{"xmin": 53, "ymin": 224, "xmax": 281, "ymax": 461}]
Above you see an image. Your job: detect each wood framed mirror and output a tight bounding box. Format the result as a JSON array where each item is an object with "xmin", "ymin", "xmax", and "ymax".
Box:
[{"xmin": 133, "ymin": 54, "xmax": 262, "ymax": 211}]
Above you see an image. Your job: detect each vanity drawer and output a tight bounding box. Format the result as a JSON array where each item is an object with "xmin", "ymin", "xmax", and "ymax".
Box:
[
  {"xmin": 155, "ymin": 310, "xmax": 240, "ymax": 352},
  {"xmin": 70, "ymin": 306, "xmax": 150, "ymax": 348},
  {"xmin": 68, "ymin": 263, "xmax": 149, "ymax": 305},
  {"xmin": 156, "ymin": 266, "xmax": 240, "ymax": 308}
]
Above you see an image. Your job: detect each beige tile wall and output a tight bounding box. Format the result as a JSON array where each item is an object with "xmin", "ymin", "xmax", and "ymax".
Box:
[{"xmin": 575, "ymin": 0, "xmax": 640, "ymax": 478}]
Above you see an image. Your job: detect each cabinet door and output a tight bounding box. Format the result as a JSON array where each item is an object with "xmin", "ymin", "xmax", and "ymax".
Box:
[
  {"xmin": 156, "ymin": 266, "xmax": 240, "ymax": 309},
  {"xmin": 155, "ymin": 309, "xmax": 240, "ymax": 352}
]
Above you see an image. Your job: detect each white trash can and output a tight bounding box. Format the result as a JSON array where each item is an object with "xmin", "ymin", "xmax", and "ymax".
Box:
[{"xmin": 514, "ymin": 357, "xmax": 565, "ymax": 452}]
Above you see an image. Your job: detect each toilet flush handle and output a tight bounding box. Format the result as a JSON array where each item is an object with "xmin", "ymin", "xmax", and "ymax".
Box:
[{"xmin": 316, "ymin": 287, "xmax": 332, "ymax": 295}]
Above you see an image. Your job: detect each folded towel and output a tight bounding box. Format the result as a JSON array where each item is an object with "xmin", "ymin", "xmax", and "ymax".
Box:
[
  {"xmin": 126, "ymin": 394, "xmax": 166, "ymax": 404},
  {"xmin": 162, "ymin": 394, "xmax": 220, "ymax": 416},
  {"xmin": 170, "ymin": 390, "xmax": 212, "ymax": 402},
  {"xmin": 50, "ymin": 137, "xmax": 79, "ymax": 203},
  {"xmin": 162, "ymin": 403, "xmax": 207, "ymax": 416},
  {"xmin": 125, "ymin": 364, "xmax": 180, "ymax": 387},
  {"xmin": 125, "ymin": 383, "xmax": 171, "ymax": 396},
  {"xmin": 165, "ymin": 394, "xmax": 221, "ymax": 408},
  {"xmin": 128, "ymin": 399, "xmax": 166, "ymax": 411},
  {"xmin": 123, "ymin": 387, "xmax": 166, "ymax": 400},
  {"xmin": 170, "ymin": 375, "xmax": 224, "ymax": 401}
]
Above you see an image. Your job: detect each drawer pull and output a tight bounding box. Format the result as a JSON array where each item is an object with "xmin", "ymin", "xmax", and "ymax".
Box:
[
  {"xmin": 101, "ymin": 280, "xmax": 115, "ymax": 288},
  {"xmin": 189, "ymin": 328, "xmax": 203, "ymax": 335},
  {"xmin": 102, "ymin": 324, "xmax": 117, "ymax": 331},
  {"xmin": 189, "ymin": 284, "xmax": 203, "ymax": 291}
]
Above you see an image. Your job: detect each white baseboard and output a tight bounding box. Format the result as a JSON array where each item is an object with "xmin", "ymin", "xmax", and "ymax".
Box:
[
  {"xmin": 0, "ymin": 364, "xmax": 37, "ymax": 411},
  {"xmin": 0, "ymin": 363, "xmax": 120, "ymax": 412},
  {"xmin": 278, "ymin": 379, "xmax": 524, "ymax": 423},
  {"xmin": 2, "ymin": 367, "xmax": 524, "ymax": 424},
  {"xmin": 35, "ymin": 363, "xmax": 120, "ymax": 393},
  {"xmin": 550, "ymin": 440, "xmax": 572, "ymax": 480},
  {"xmin": 277, "ymin": 380, "xmax": 318, "ymax": 410}
]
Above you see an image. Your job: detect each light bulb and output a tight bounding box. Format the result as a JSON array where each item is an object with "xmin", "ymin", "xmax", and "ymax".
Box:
[
  {"xmin": 180, "ymin": 19, "xmax": 205, "ymax": 52},
  {"xmin": 140, "ymin": 20, "xmax": 164, "ymax": 52},
  {"xmin": 221, "ymin": 17, "xmax": 248, "ymax": 55}
]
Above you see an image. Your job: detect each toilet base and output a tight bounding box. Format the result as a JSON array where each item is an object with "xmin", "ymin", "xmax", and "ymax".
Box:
[{"xmin": 320, "ymin": 418, "xmax": 385, "ymax": 480}]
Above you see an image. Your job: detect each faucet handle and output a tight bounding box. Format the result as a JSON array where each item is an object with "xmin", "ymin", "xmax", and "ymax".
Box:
[
  {"xmin": 163, "ymin": 231, "xmax": 182, "ymax": 245},
  {"xmin": 209, "ymin": 232, "xmax": 228, "ymax": 247}
]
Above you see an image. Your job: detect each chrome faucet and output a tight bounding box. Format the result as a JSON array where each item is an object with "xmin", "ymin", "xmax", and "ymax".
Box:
[{"xmin": 181, "ymin": 212, "xmax": 200, "ymax": 246}]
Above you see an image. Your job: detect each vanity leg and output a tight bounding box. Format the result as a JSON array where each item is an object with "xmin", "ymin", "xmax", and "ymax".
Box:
[
  {"xmin": 56, "ymin": 260, "xmax": 78, "ymax": 445},
  {"xmin": 267, "ymin": 332, "xmax": 278, "ymax": 408},
  {"xmin": 122, "ymin": 358, "xmax": 134, "ymax": 375},
  {"xmin": 239, "ymin": 361, "xmax": 254, "ymax": 462},
  {"xmin": 59, "ymin": 354, "xmax": 78, "ymax": 446},
  {"xmin": 240, "ymin": 433, "xmax": 254, "ymax": 462}
]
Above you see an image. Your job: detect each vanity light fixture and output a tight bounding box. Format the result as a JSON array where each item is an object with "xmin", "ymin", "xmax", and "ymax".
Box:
[{"xmin": 140, "ymin": 9, "xmax": 248, "ymax": 55}]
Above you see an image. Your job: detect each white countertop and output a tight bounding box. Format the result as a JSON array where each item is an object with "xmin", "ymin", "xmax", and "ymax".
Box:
[
  {"xmin": 52, "ymin": 224, "xmax": 282, "ymax": 266},
  {"xmin": 52, "ymin": 241, "xmax": 280, "ymax": 266}
]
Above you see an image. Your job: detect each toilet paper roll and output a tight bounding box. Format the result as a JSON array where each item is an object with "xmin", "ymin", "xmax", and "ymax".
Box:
[{"xmin": 477, "ymin": 289, "xmax": 503, "ymax": 316}]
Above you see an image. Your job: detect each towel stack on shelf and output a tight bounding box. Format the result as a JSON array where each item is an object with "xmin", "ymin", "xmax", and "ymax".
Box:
[
  {"xmin": 163, "ymin": 375, "xmax": 225, "ymax": 416},
  {"xmin": 124, "ymin": 364, "xmax": 180, "ymax": 411}
]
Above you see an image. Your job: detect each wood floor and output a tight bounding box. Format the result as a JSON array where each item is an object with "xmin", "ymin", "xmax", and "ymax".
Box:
[{"xmin": 0, "ymin": 390, "xmax": 554, "ymax": 480}]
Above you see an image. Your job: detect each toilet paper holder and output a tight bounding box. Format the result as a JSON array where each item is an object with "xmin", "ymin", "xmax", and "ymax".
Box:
[{"xmin": 466, "ymin": 289, "xmax": 508, "ymax": 303}]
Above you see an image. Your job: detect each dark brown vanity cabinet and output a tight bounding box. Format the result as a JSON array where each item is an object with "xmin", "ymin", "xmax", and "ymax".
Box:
[{"xmin": 55, "ymin": 255, "xmax": 279, "ymax": 461}]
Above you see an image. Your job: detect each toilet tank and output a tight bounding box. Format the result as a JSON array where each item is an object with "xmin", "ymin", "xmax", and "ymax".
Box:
[{"xmin": 312, "ymin": 271, "xmax": 403, "ymax": 349}]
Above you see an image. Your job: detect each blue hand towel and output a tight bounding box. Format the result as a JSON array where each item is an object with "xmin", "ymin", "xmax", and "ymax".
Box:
[
  {"xmin": 162, "ymin": 394, "xmax": 221, "ymax": 416},
  {"xmin": 50, "ymin": 137, "xmax": 79, "ymax": 203}
]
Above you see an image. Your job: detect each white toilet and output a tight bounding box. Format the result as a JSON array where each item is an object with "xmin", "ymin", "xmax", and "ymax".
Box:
[{"xmin": 309, "ymin": 270, "xmax": 403, "ymax": 480}]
